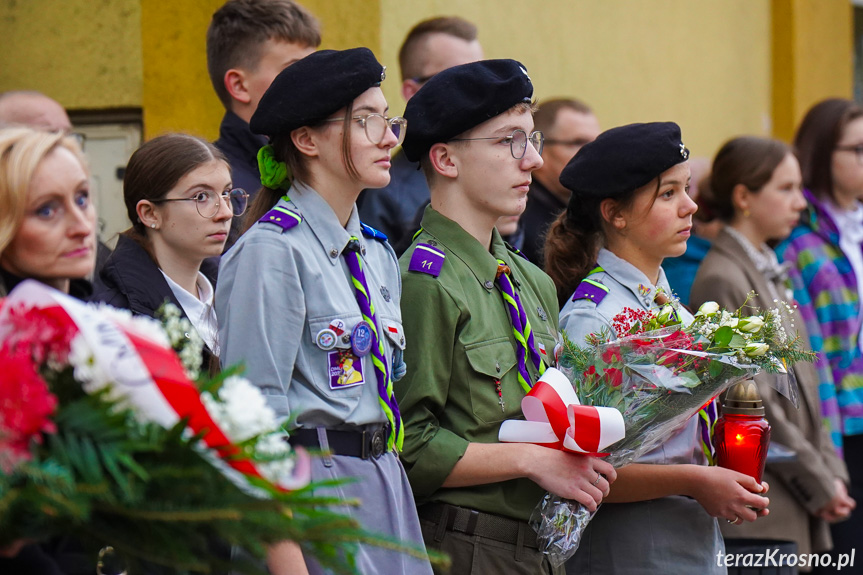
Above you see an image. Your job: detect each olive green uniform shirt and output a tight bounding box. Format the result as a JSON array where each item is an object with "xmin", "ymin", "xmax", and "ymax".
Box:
[{"xmin": 396, "ymin": 207, "xmax": 560, "ymax": 521}]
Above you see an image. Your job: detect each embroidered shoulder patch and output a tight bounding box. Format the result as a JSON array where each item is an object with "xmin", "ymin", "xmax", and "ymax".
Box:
[
  {"xmin": 408, "ymin": 243, "xmax": 446, "ymax": 277},
  {"xmin": 258, "ymin": 206, "xmax": 302, "ymax": 232},
  {"xmin": 571, "ymin": 278, "xmax": 610, "ymax": 304},
  {"xmin": 360, "ymin": 222, "xmax": 388, "ymax": 242}
]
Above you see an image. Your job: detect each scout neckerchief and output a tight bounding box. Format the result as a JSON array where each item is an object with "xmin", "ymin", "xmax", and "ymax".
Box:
[
  {"xmin": 589, "ymin": 265, "xmax": 717, "ymax": 464},
  {"xmin": 495, "ymin": 260, "xmax": 547, "ymax": 393},
  {"xmin": 344, "ymin": 238, "xmax": 403, "ymax": 451}
]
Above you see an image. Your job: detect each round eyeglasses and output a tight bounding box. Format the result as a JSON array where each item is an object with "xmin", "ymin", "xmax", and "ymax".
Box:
[
  {"xmin": 449, "ymin": 129, "xmax": 544, "ymax": 159},
  {"xmin": 323, "ymin": 113, "xmax": 407, "ymax": 146},
  {"xmin": 836, "ymin": 144, "xmax": 863, "ymax": 165},
  {"xmin": 151, "ymin": 188, "xmax": 249, "ymax": 219}
]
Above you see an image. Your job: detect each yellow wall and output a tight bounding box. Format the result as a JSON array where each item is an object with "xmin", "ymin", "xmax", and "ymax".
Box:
[
  {"xmin": 772, "ymin": 0, "xmax": 854, "ymax": 142},
  {"xmin": 141, "ymin": 0, "xmax": 223, "ymax": 139},
  {"xmin": 0, "ymin": 0, "xmax": 854, "ymax": 158},
  {"xmin": 381, "ymin": 1, "xmax": 772, "ymax": 159},
  {"xmin": 140, "ymin": 0, "xmax": 381, "ymax": 140},
  {"xmin": 0, "ymin": 0, "xmax": 142, "ymax": 110}
]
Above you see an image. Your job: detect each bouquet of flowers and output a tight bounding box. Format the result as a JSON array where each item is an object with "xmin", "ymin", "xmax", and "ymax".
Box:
[
  {"xmin": 524, "ymin": 296, "xmax": 809, "ymax": 566},
  {"xmin": 0, "ymin": 281, "xmax": 439, "ymax": 574}
]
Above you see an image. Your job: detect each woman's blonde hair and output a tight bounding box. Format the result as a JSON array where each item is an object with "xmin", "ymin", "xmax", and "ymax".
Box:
[{"xmin": 0, "ymin": 127, "xmax": 88, "ymax": 254}]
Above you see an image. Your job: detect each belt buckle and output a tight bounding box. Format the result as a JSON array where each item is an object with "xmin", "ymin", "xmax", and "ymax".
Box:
[{"xmin": 370, "ymin": 427, "xmax": 386, "ymax": 459}]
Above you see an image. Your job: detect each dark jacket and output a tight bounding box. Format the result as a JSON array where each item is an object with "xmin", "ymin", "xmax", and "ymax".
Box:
[
  {"xmin": 214, "ymin": 110, "xmax": 267, "ymax": 250},
  {"xmin": 357, "ymin": 149, "xmax": 430, "ymax": 256},
  {"xmin": 0, "ymin": 267, "xmax": 92, "ymax": 300},
  {"xmin": 91, "ymin": 235, "xmax": 217, "ymax": 370},
  {"xmin": 520, "ymin": 178, "xmax": 565, "ymax": 268}
]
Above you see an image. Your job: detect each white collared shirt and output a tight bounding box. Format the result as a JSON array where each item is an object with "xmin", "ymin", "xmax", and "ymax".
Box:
[{"xmin": 160, "ymin": 270, "xmax": 219, "ymax": 355}]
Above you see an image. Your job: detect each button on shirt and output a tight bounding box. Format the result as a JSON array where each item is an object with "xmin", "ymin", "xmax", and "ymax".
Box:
[
  {"xmin": 216, "ymin": 182, "xmax": 405, "ymax": 428},
  {"xmin": 161, "ymin": 270, "xmax": 219, "ymax": 355},
  {"xmin": 559, "ymin": 248, "xmax": 703, "ymax": 465},
  {"xmin": 396, "ymin": 206, "xmax": 561, "ymax": 521}
]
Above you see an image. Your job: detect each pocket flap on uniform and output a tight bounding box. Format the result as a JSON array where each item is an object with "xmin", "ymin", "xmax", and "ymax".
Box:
[
  {"xmin": 382, "ymin": 319, "xmax": 406, "ymax": 350},
  {"xmin": 464, "ymin": 338, "xmax": 517, "ymax": 378},
  {"xmin": 535, "ymin": 332, "xmax": 558, "ymax": 366}
]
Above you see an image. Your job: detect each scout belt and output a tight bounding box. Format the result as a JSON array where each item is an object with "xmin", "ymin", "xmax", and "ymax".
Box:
[
  {"xmin": 288, "ymin": 426, "xmax": 389, "ymax": 459},
  {"xmin": 418, "ymin": 503, "xmax": 539, "ymax": 549}
]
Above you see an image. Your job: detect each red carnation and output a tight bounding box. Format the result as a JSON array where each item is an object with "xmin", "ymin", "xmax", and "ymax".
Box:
[
  {"xmin": 602, "ymin": 346, "xmax": 622, "ymax": 364},
  {"xmin": 603, "ymin": 367, "xmax": 623, "ymax": 387},
  {"xmin": 0, "ymin": 346, "xmax": 58, "ymax": 472},
  {"xmin": 5, "ymin": 304, "xmax": 78, "ymax": 365}
]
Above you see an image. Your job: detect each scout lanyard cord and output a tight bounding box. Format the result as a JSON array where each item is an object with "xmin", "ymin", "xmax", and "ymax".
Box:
[
  {"xmin": 344, "ymin": 238, "xmax": 404, "ymax": 451},
  {"xmin": 496, "ymin": 259, "xmax": 547, "ymax": 394}
]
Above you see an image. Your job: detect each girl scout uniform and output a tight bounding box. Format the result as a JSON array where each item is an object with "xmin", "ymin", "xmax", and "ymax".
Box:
[
  {"xmin": 215, "ymin": 49, "xmax": 430, "ymax": 575},
  {"xmin": 560, "ymin": 248, "xmax": 724, "ymax": 575},
  {"xmin": 554, "ymin": 123, "xmax": 723, "ymax": 574}
]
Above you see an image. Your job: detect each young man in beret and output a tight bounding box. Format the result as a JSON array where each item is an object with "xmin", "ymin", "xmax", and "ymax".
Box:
[{"xmin": 394, "ymin": 59, "xmax": 616, "ymax": 574}]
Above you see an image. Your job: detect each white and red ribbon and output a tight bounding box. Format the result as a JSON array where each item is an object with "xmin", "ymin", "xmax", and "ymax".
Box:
[
  {"xmin": 499, "ymin": 367, "xmax": 625, "ymax": 454},
  {"xmin": 0, "ymin": 281, "xmax": 309, "ymax": 492}
]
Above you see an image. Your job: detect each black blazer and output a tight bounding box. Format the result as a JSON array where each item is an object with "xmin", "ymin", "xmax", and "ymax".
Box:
[{"xmin": 91, "ymin": 235, "xmax": 217, "ymax": 371}]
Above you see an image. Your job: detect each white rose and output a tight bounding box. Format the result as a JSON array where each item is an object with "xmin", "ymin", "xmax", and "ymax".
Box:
[
  {"xmin": 696, "ymin": 301, "xmax": 720, "ymax": 316},
  {"xmin": 744, "ymin": 342, "xmax": 769, "ymax": 357},
  {"xmin": 738, "ymin": 316, "xmax": 764, "ymax": 333}
]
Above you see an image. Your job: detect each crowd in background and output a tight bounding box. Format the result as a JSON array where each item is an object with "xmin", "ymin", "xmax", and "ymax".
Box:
[{"xmin": 0, "ymin": 1, "xmax": 861, "ymax": 574}]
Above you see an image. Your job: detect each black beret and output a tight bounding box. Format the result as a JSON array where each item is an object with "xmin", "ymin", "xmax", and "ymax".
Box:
[
  {"xmin": 250, "ymin": 47, "xmax": 386, "ymax": 136},
  {"xmin": 401, "ymin": 59, "xmax": 533, "ymax": 162},
  {"xmin": 559, "ymin": 122, "xmax": 689, "ymax": 200}
]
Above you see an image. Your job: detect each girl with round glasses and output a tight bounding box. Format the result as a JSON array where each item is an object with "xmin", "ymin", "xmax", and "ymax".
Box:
[
  {"xmin": 93, "ymin": 133, "xmax": 242, "ymax": 373},
  {"xmin": 215, "ymin": 48, "xmax": 430, "ymax": 574}
]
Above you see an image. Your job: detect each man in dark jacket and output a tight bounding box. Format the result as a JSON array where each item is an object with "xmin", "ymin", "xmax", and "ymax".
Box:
[
  {"xmin": 357, "ymin": 16, "xmax": 484, "ymax": 256},
  {"xmin": 521, "ymin": 98, "xmax": 600, "ymax": 267},
  {"xmin": 207, "ymin": 0, "xmax": 320, "ymax": 246}
]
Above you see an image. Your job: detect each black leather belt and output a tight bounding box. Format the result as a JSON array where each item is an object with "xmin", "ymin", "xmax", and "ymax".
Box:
[
  {"xmin": 418, "ymin": 503, "xmax": 539, "ymax": 549},
  {"xmin": 288, "ymin": 426, "xmax": 389, "ymax": 459}
]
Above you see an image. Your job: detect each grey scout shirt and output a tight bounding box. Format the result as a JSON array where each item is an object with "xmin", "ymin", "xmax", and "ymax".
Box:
[
  {"xmin": 216, "ymin": 182, "xmax": 406, "ymax": 428},
  {"xmin": 559, "ymin": 248, "xmax": 703, "ymax": 466}
]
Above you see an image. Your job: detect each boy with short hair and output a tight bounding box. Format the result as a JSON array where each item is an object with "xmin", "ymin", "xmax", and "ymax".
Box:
[
  {"xmin": 207, "ymin": 0, "xmax": 320, "ymax": 198},
  {"xmin": 396, "ymin": 59, "xmax": 616, "ymax": 574}
]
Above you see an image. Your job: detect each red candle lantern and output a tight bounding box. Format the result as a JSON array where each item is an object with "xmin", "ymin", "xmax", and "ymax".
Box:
[{"xmin": 714, "ymin": 381, "xmax": 771, "ymax": 483}]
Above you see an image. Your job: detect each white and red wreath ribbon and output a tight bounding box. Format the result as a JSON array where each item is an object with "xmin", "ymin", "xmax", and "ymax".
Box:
[
  {"xmin": 499, "ymin": 367, "xmax": 625, "ymax": 455},
  {"xmin": 0, "ymin": 280, "xmax": 309, "ymax": 492}
]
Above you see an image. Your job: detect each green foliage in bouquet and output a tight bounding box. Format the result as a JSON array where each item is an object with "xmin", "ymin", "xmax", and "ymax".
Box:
[
  {"xmin": 0, "ymin": 365, "xmax": 437, "ymax": 574},
  {"xmin": 559, "ymin": 293, "xmax": 814, "ymax": 464},
  {"xmin": 0, "ymin": 301, "xmax": 446, "ymax": 574}
]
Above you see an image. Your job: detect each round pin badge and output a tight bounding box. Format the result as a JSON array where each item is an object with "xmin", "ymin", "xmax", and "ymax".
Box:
[
  {"xmin": 351, "ymin": 321, "xmax": 374, "ymax": 357},
  {"xmin": 315, "ymin": 328, "xmax": 338, "ymax": 351}
]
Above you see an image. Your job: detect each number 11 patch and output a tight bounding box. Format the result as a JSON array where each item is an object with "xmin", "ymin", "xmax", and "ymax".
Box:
[{"xmin": 408, "ymin": 243, "xmax": 445, "ymax": 277}]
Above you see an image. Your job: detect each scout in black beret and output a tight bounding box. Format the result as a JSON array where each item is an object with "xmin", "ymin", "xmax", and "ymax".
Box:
[
  {"xmin": 545, "ymin": 121, "xmax": 695, "ymax": 303},
  {"xmin": 217, "ymin": 46, "xmax": 433, "ymax": 574},
  {"xmin": 402, "ymin": 58, "xmax": 534, "ymax": 163},
  {"xmin": 559, "ymin": 121, "xmax": 689, "ymax": 200},
  {"xmin": 250, "ymin": 47, "xmax": 386, "ymax": 136},
  {"xmin": 395, "ymin": 57, "xmax": 619, "ymax": 575}
]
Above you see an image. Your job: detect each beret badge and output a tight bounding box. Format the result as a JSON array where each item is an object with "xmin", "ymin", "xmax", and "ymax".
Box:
[
  {"xmin": 680, "ymin": 142, "xmax": 689, "ymax": 160},
  {"xmin": 381, "ymin": 66, "xmax": 386, "ymax": 82}
]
